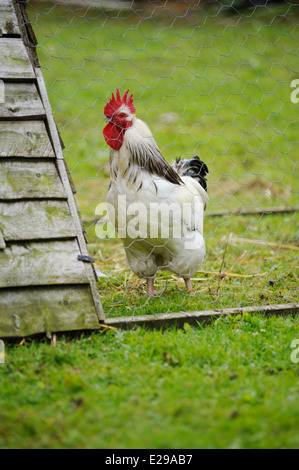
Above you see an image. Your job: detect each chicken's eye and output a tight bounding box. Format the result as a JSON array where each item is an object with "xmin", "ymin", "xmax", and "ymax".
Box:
[{"xmin": 119, "ymin": 113, "xmax": 126, "ymax": 118}]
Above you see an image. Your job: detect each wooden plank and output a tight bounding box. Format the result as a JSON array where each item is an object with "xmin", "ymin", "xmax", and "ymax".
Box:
[
  {"xmin": 0, "ymin": 121, "xmax": 55, "ymax": 158},
  {"xmin": 0, "ymin": 240, "xmax": 89, "ymax": 288},
  {"xmin": 0, "ymin": 230, "xmax": 6, "ymax": 250},
  {"xmin": 0, "ymin": 160, "xmax": 66, "ymax": 199},
  {"xmin": 0, "ymin": 38, "xmax": 34, "ymax": 79},
  {"xmin": 13, "ymin": 0, "xmax": 39, "ymax": 69},
  {"xmin": 0, "ymin": 285, "xmax": 100, "ymax": 338},
  {"xmin": 0, "ymin": 83, "xmax": 45, "ymax": 118},
  {"xmin": 0, "ymin": 200, "xmax": 77, "ymax": 241},
  {"xmin": 0, "ymin": 1, "xmax": 21, "ymax": 37},
  {"xmin": 104, "ymin": 303, "xmax": 299, "ymax": 330}
]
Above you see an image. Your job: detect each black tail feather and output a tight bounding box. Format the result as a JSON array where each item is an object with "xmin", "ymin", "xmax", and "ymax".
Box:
[{"xmin": 174, "ymin": 156, "xmax": 209, "ymax": 192}]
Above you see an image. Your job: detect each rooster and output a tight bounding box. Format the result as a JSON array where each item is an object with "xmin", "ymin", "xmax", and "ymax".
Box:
[{"xmin": 103, "ymin": 89, "xmax": 208, "ymax": 296}]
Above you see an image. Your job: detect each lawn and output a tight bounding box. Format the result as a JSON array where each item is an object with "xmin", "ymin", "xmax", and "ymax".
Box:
[
  {"xmin": 1, "ymin": 314, "xmax": 299, "ymax": 449},
  {"xmin": 0, "ymin": 1, "xmax": 297, "ymax": 450}
]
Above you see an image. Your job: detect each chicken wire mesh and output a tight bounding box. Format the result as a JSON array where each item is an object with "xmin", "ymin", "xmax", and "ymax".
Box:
[{"xmin": 27, "ymin": 0, "xmax": 298, "ymax": 319}]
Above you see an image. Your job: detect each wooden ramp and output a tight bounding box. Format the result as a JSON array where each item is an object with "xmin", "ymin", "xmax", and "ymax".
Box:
[{"xmin": 0, "ymin": 0, "xmax": 104, "ymax": 338}]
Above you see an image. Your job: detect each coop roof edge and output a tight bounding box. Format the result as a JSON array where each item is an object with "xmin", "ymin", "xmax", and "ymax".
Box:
[{"xmin": 34, "ymin": 63, "xmax": 104, "ymax": 322}]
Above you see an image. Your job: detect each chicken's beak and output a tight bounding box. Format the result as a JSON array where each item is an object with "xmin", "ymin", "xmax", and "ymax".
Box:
[{"xmin": 105, "ymin": 116, "xmax": 112, "ymax": 122}]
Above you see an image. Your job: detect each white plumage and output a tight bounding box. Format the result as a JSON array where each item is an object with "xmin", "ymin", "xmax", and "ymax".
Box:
[{"xmin": 103, "ymin": 90, "xmax": 208, "ymax": 295}]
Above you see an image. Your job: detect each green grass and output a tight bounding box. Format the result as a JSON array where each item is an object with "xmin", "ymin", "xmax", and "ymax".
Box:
[{"xmin": 1, "ymin": 314, "xmax": 299, "ymax": 449}]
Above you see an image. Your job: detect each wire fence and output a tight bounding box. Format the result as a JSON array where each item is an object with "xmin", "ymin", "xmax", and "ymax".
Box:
[{"xmin": 27, "ymin": 0, "xmax": 298, "ymax": 320}]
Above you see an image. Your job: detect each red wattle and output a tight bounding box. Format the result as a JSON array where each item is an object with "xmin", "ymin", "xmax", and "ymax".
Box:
[{"xmin": 103, "ymin": 122, "xmax": 124, "ymax": 150}]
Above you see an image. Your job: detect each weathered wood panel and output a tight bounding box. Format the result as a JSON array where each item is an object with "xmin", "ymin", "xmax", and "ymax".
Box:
[
  {"xmin": 0, "ymin": 38, "xmax": 34, "ymax": 79},
  {"xmin": 0, "ymin": 230, "xmax": 6, "ymax": 250},
  {"xmin": 0, "ymin": 200, "xmax": 76, "ymax": 241},
  {"xmin": 0, "ymin": 83, "xmax": 45, "ymax": 118},
  {"xmin": 0, "ymin": 1, "xmax": 21, "ymax": 37},
  {"xmin": 0, "ymin": 285, "xmax": 100, "ymax": 338},
  {"xmin": 14, "ymin": 0, "xmax": 39, "ymax": 69},
  {"xmin": 0, "ymin": 240, "xmax": 88, "ymax": 288},
  {"xmin": 0, "ymin": 121, "xmax": 55, "ymax": 158},
  {"xmin": 0, "ymin": 160, "xmax": 66, "ymax": 199}
]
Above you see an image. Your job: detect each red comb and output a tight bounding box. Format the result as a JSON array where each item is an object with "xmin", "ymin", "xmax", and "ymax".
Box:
[{"xmin": 104, "ymin": 89, "xmax": 136, "ymax": 117}]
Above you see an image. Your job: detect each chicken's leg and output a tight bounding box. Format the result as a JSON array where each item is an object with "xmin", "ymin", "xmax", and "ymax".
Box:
[
  {"xmin": 147, "ymin": 277, "xmax": 155, "ymax": 296},
  {"xmin": 146, "ymin": 277, "xmax": 167, "ymax": 296},
  {"xmin": 184, "ymin": 278, "xmax": 192, "ymax": 293}
]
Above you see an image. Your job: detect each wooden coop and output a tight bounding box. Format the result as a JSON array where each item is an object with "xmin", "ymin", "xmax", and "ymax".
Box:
[{"xmin": 0, "ymin": 0, "xmax": 104, "ymax": 338}]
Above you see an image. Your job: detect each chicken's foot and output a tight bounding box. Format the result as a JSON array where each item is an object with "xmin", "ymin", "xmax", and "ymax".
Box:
[
  {"xmin": 175, "ymin": 278, "xmax": 195, "ymax": 295},
  {"xmin": 184, "ymin": 278, "xmax": 192, "ymax": 292}
]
